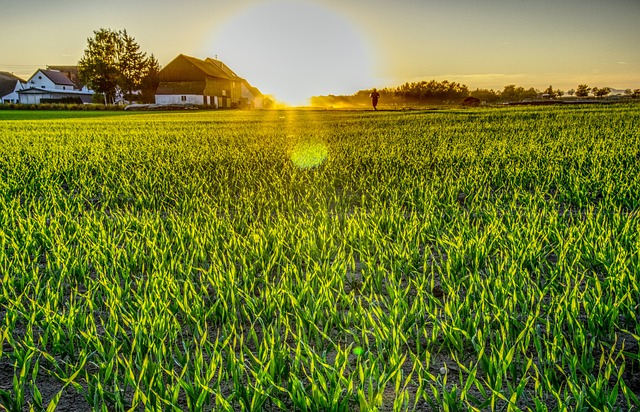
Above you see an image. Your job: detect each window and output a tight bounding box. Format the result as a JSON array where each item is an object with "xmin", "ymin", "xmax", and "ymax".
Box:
[
  {"xmin": 222, "ymin": 90, "xmax": 226, "ymax": 96},
  {"xmin": 181, "ymin": 96, "xmax": 187, "ymax": 101},
  {"xmin": 38, "ymin": 76, "xmax": 42, "ymax": 79}
]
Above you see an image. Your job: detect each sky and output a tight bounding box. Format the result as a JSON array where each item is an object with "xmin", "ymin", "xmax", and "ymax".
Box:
[{"xmin": 1, "ymin": 0, "xmax": 638, "ymax": 105}]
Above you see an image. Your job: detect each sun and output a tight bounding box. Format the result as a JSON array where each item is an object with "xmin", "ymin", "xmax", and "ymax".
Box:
[{"xmin": 206, "ymin": 1, "xmax": 374, "ymax": 106}]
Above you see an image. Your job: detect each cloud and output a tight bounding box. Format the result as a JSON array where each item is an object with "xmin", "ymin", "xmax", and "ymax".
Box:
[{"xmin": 617, "ymin": 61, "xmax": 627, "ymax": 65}]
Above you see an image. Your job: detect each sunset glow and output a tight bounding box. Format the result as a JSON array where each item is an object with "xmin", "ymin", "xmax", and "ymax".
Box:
[
  {"xmin": 206, "ymin": 2, "xmax": 374, "ymax": 105},
  {"xmin": 0, "ymin": 0, "xmax": 638, "ymax": 104}
]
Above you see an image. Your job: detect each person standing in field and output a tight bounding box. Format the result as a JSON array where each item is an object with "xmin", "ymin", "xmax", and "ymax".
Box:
[{"xmin": 370, "ymin": 88, "xmax": 380, "ymax": 111}]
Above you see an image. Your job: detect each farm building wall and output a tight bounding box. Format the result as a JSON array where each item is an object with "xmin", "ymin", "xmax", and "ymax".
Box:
[
  {"xmin": 155, "ymin": 94, "xmax": 204, "ymax": 105},
  {"xmin": 27, "ymin": 70, "xmax": 75, "ymax": 91},
  {"xmin": 203, "ymin": 78, "xmax": 232, "ymax": 103},
  {"xmin": 18, "ymin": 90, "xmax": 93, "ymax": 104},
  {"xmin": 27, "ymin": 72, "xmax": 57, "ymax": 90}
]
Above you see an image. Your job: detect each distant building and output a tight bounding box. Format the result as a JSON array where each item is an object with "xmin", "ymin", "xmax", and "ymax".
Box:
[
  {"xmin": 46, "ymin": 65, "xmax": 91, "ymax": 92},
  {"xmin": 155, "ymin": 54, "xmax": 263, "ymax": 108},
  {"xmin": 18, "ymin": 69, "xmax": 93, "ymax": 104},
  {"xmin": 0, "ymin": 71, "xmax": 25, "ymax": 103}
]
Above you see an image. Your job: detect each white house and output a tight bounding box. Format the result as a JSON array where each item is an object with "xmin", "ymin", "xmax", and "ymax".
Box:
[
  {"xmin": 27, "ymin": 69, "xmax": 76, "ymax": 91},
  {"xmin": 0, "ymin": 72, "xmax": 25, "ymax": 103},
  {"xmin": 46, "ymin": 65, "xmax": 92, "ymax": 92},
  {"xmin": 18, "ymin": 69, "xmax": 93, "ymax": 104}
]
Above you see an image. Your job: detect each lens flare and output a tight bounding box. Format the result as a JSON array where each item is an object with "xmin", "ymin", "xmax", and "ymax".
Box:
[{"xmin": 290, "ymin": 141, "xmax": 328, "ymax": 169}]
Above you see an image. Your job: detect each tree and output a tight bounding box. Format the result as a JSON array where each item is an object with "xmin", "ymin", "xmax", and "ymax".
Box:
[
  {"xmin": 138, "ymin": 54, "xmax": 160, "ymax": 103},
  {"xmin": 500, "ymin": 84, "xmax": 518, "ymax": 101},
  {"xmin": 567, "ymin": 89, "xmax": 575, "ymax": 96},
  {"xmin": 498, "ymin": 85, "xmax": 536, "ymax": 102},
  {"xmin": 544, "ymin": 85, "xmax": 556, "ymax": 98},
  {"xmin": 592, "ymin": 87, "xmax": 611, "ymax": 98},
  {"xmin": 79, "ymin": 28, "xmax": 157, "ymax": 104},
  {"xmin": 575, "ymin": 84, "xmax": 591, "ymax": 97},
  {"xmin": 521, "ymin": 87, "xmax": 538, "ymax": 100},
  {"xmin": 392, "ymin": 80, "xmax": 469, "ymax": 102},
  {"xmin": 470, "ymin": 88, "xmax": 500, "ymax": 103},
  {"xmin": 78, "ymin": 28, "xmax": 121, "ymax": 103},
  {"xmin": 118, "ymin": 29, "xmax": 148, "ymax": 98}
]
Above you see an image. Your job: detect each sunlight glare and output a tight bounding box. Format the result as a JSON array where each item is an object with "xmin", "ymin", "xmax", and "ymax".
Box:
[{"xmin": 207, "ymin": 1, "xmax": 374, "ymax": 106}]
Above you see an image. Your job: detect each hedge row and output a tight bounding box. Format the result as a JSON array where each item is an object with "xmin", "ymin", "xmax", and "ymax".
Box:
[{"xmin": 0, "ymin": 103, "xmax": 125, "ymax": 111}]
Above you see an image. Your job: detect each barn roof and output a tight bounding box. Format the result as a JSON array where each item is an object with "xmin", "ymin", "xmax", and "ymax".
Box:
[
  {"xmin": 205, "ymin": 58, "xmax": 240, "ymax": 79},
  {"xmin": 156, "ymin": 81, "xmax": 206, "ymax": 95},
  {"xmin": 178, "ymin": 55, "xmax": 232, "ymax": 80},
  {"xmin": 243, "ymin": 81, "xmax": 263, "ymax": 97},
  {"xmin": 0, "ymin": 71, "xmax": 24, "ymax": 98},
  {"xmin": 204, "ymin": 58, "xmax": 263, "ymax": 96},
  {"xmin": 0, "ymin": 71, "xmax": 25, "ymax": 82},
  {"xmin": 158, "ymin": 54, "xmax": 263, "ymax": 97}
]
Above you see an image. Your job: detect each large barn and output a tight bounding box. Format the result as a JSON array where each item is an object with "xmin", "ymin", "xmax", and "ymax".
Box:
[{"xmin": 155, "ymin": 54, "xmax": 263, "ymax": 108}]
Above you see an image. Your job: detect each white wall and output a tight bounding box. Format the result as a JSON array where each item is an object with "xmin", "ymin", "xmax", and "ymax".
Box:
[
  {"xmin": 26, "ymin": 70, "xmax": 78, "ymax": 91},
  {"xmin": 18, "ymin": 90, "xmax": 93, "ymax": 104},
  {"xmin": 155, "ymin": 94, "xmax": 204, "ymax": 105},
  {"xmin": 27, "ymin": 70, "xmax": 58, "ymax": 90},
  {"xmin": 19, "ymin": 93, "xmax": 43, "ymax": 104}
]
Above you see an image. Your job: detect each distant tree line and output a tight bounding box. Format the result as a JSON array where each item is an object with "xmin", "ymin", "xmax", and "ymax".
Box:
[
  {"xmin": 310, "ymin": 80, "xmax": 468, "ymax": 107},
  {"xmin": 78, "ymin": 28, "xmax": 160, "ymax": 104},
  {"xmin": 310, "ymin": 82, "xmax": 640, "ymax": 107}
]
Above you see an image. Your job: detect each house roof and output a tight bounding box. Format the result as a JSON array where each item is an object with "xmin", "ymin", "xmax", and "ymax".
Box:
[
  {"xmin": 156, "ymin": 81, "xmax": 206, "ymax": 95},
  {"xmin": 39, "ymin": 69, "xmax": 76, "ymax": 87},
  {"xmin": 0, "ymin": 71, "xmax": 25, "ymax": 98},
  {"xmin": 46, "ymin": 66, "xmax": 84, "ymax": 89}
]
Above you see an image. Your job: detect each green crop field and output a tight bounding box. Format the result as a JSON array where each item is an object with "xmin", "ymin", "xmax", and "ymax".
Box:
[{"xmin": 0, "ymin": 105, "xmax": 639, "ymax": 411}]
